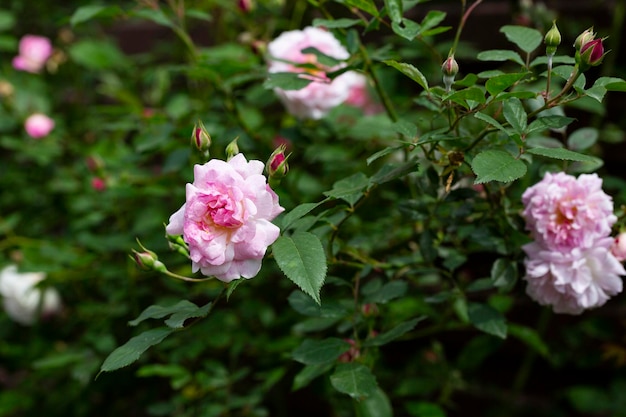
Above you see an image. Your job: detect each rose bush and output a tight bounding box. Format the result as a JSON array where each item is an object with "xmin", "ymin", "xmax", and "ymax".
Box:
[{"xmin": 166, "ymin": 153, "xmax": 284, "ymax": 282}]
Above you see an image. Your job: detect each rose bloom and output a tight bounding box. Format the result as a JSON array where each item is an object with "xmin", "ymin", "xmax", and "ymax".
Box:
[
  {"xmin": 267, "ymin": 26, "xmax": 359, "ymax": 120},
  {"xmin": 166, "ymin": 153, "xmax": 284, "ymax": 282},
  {"xmin": 0, "ymin": 265, "xmax": 62, "ymax": 325},
  {"xmin": 343, "ymin": 72, "xmax": 383, "ymax": 115},
  {"xmin": 523, "ymin": 239, "xmax": 624, "ymax": 314},
  {"xmin": 521, "ymin": 172, "xmax": 616, "ymax": 251},
  {"xmin": 611, "ymin": 232, "xmax": 626, "ymax": 262},
  {"xmin": 24, "ymin": 113, "xmax": 55, "ymax": 138},
  {"xmin": 12, "ymin": 35, "xmax": 53, "ymax": 73}
]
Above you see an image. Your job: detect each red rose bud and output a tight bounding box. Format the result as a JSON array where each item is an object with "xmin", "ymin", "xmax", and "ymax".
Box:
[
  {"xmin": 191, "ymin": 120, "xmax": 211, "ymax": 155},
  {"xmin": 266, "ymin": 145, "xmax": 289, "ymax": 180},
  {"xmin": 237, "ymin": 0, "xmax": 254, "ymax": 12},
  {"xmin": 577, "ymin": 38, "xmax": 607, "ymax": 70},
  {"xmin": 132, "ymin": 249, "xmax": 167, "ymax": 273},
  {"xmin": 574, "ymin": 27, "xmax": 595, "ymax": 50}
]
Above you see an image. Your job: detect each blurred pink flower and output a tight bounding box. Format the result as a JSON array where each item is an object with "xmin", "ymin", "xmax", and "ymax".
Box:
[
  {"xmin": 0, "ymin": 265, "xmax": 62, "ymax": 325},
  {"xmin": 343, "ymin": 72, "xmax": 383, "ymax": 115},
  {"xmin": 12, "ymin": 35, "xmax": 53, "ymax": 73},
  {"xmin": 521, "ymin": 172, "xmax": 615, "ymax": 251},
  {"xmin": 267, "ymin": 26, "xmax": 357, "ymax": 119},
  {"xmin": 523, "ymin": 239, "xmax": 624, "ymax": 314},
  {"xmin": 166, "ymin": 153, "xmax": 284, "ymax": 282},
  {"xmin": 24, "ymin": 113, "xmax": 55, "ymax": 138},
  {"xmin": 611, "ymin": 232, "xmax": 626, "ymax": 262},
  {"xmin": 91, "ymin": 177, "xmax": 106, "ymax": 192}
]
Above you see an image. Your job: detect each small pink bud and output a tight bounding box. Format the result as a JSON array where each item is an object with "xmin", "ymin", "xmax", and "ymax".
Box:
[
  {"xmin": 361, "ymin": 303, "xmax": 379, "ymax": 317},
  {"xmin": 91, "ymin": 177, "xmax": 106, "ymax": 192},
  {"xmin": 266, "ymin": 144, "xmax": 289, "ymax": 180},
  {"xmin": 580, "ymin": 38, "xmax": 605, "ymax": 65},
  {"xmin": 611, "ymin": 233, "xmax": 626, "ymax": 262},
  {"xmin": 237, "ymin": 0, "xmax": 254, "ymax": 12},
  {"xmin": 338, "ymin": 339, "xmax": 360, "ymax": 363},
  {"xmin": 24, "ymin": 113, "xmax": 54, "ymax": 138},
  {"xmin": 191, "ymin": 120, "xmax": 211, "ymax": 154}
]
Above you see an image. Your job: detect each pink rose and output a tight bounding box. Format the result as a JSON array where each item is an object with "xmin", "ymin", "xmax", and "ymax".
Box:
[
  {"xmin": 343, "ymin": 72, "xmax": 383, "ymax": 115},
  {"xmin": 12, "ymin": 35, "xmax": 53, "ymax": 73},
  {"xmin": 523, "ymin": 239, "xmax": 624, "ymax": 314},
  {"xmin": 267, "ymin": 26, "xmax": 357, "ymax": 119},
  {"xmin": 521, "ymin": 172, "xmax": 616, "ymax": 251},
  {"xmin": 166, "ymin": 153, "xmax": 284, "ymax": 282},
  {"xmin": 0, "ymin": 265, "xmax": 62, "ymax": 325},
  {"xmin": 24, "ymin": 113, "xmax": 55, "ymax": 138}
]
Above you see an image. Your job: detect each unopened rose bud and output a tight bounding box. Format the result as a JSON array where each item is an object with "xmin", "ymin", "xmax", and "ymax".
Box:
[
  {"xmin": 266, "ymin": 145, "xmax": 289, "ymax": 180},
  {"xmin": 441, "ymin": 55, "xmax": 458, "ymax": 93},
  {"xmin": 237, "ymin": 0, "xmax": 254, "ymax": 12},
  {"xmin": 574, "ymin": 27, "xmax": 595, "ymax": 50},
  {"xmin": 225, "ymin": 137, "xmax": 239, "ymax": 161},
  {"xmin": 361, "ymin": 303, "xmax": 379, "ymax": 317},
  {"xmin": 131, "ymin": 249, "xmax": 167, "ymax": 273},
  {"xmin": 544, "ymin": 21, "xmax": 561, "ymax": 57},
  {"xmin": 191, "ymin": 120, "xmax": 211, "ymax": 156},
  {"xmin": 91, "ymin": 177, "xmax": 106, "ymax": 192},
  {"xmin": 612, "ymin": 232, "xmax": 626, "ymax": 262},
  {"xmin": 577, "ymin": 37, "xmax": 607, "ymax": 71}
]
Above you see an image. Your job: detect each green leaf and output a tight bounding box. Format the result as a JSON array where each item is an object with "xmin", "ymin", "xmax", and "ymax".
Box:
[
  {"xmin": 567, "ymin": 127, "xmax": 598, "ymax": 151},
  {"xmin": 356, "ymin": 387, "xmax": 393, "ymax": 417},
  {"xmin": 485, "ymin": 73, "xmax": 527, "ymax": 96},
  {"xmin": 384, "ymin": 0, "xmax": 403, "ymax": 23},
  {"xmin": 477, "ymin": 50, "xmax": 524, "ymax": 66},
  {"xmin": 364, "ymin": 317, "xmax": 425, "ymax": 347},
  {"xmin": 502, "ymin": 97, "xmax": 527, "ymax": 135},
  {"xmin": 391, "ymin": 18, "xmax": 421, "ymax": 41},
  {"xmin": 392, "ymin": 119, "xmax": 418, "ymax": 138},
  {"xmin": 68, "ymin": 40, "xmax": 129, "ymax": 70},
  {"xmin": 527, "ymin": 116, "xmax": 576, "ymax": 135},
  {"xmin": 280, "ymin": 201, "xmax": 326, "ymax": 231},
  {"xmin": 363, "ymin": 280, "xmax": 408, "ymax": 303},
  {"xmin": 132, "ymin": 8, "xmax": 174, "ymax": 28},
  {"xmin": 301, "ymin": 47, "xmax": 343, "ymax": 67},
  {"xmin": 330, "ymin": 363, "xmax": 378, "ymax": 399},
  {"xmin": 471, "ymin": 150, "xmax": 527, "ymax": 184},
  {"xmin": 292, "ymin": 362, "xmax": 334, "ymax": 391},
  {"xmin": 500, "ymin": 25, "xmax": 543, "ymax": 54},
  {"xmin": 467, "ymin": 302, "xmax": 507, "ymax": 339},
  {"xmin": 444, "ymin": 87, "xmax": 486, "ymax": 109},
  {"xmin": 70, "ymin": 5, "xmax": 121, "ymax": 26},
  {"xmin": 264, "ymin": 72, "xmax": 313, "ymax": 91},
  {"xmin": 420, "ymin": 10, "xmax": 447, "ymax": 33},
  {"xmin": 490, "ymin": 258, "xmax": 517, "ymax": 291},
  {"xmin": 273, "ymin": 232, "xmax": 327, "ymax": 304},
  {"xmin": 128, "ymin": 300, "xmax": 212, "ymax": 329},
  {"xmin": 508, "ymin": 324, "xmax": 549, "ymax": 358},
  {"xmin": 99, "ymin": 328, "xmax": 173, "ymax": 375},
  {"xmin": 383, "ymin": 60, "xmax": 428, "ymax": 90},
  {"xmin": 288, "ymin": 290, "xmax": 322, "ymax": 316},
  {"xmin": 345, "ymin": 0, "xmax": 378, "ymax": 16},
  {"xmin": 474, "ymin": 112, "xmax": 508, "ymax": 135},
  {"xmin": 324, "ymin": 172, "xmax": 370, "ymax": 206},
  {"xmin": 526, "ymin": 147, "xmax": 598, "ymax": 162},
  {"xmin": 313, "ymin": 18, "xmax": 363, "ymax": 29},
  {"xmin": 369, "ymin": 159, "xmax": 419, "ymax": 186},
  {"xmin": 366, "ymin": 146, "xmax": 405, "ymax": 165},
  {"xmin": 593, "ymin": 76, "xmax": 626, "ymax": 92},
  {"xmin": 292, "ymin": 338, "xmax": 351, "ymax": 365},
  {"xmin": 0, "ymin": 10, "xmax": 15, "ymax": 31}
]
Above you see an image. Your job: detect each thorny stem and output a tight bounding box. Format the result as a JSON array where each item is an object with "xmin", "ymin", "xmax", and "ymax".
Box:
[{"xmin": 545, "ymin": 55, "xmax": 553, "ymax": 100}]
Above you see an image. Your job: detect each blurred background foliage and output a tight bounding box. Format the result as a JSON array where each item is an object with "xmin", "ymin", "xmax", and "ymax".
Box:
[{"xmin": 1, "ymin": 1, "xmax": 626, "ymax": 416}]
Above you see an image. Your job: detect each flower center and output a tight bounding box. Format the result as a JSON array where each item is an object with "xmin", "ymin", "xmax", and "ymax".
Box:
[{"xmin": 200, "ymin": 191, "xmax": 244, "ymax": 229}]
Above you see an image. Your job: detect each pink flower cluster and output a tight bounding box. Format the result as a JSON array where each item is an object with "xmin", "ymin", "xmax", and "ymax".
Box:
[
  {"xmin": 521, "ymin": 172, "xmax": 624, "ymax": 314},
  {"xmin": 267, "ymin": 26, "xmax": 376, "ymax": 119},
  {"xmin": 12, "ymin": 35, "xmax": 53, "ymax": 73},
  {"xmin": 24, "ymin": 113, "xmax": 55, "ymax": 138},
  {"xmin": 166, "ymin": 154, "xmax": 284, "ymax": 282}
]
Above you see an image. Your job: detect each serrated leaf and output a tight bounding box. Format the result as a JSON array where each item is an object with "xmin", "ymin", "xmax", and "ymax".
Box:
[
  {"xmin": 527, "ymin": 115, "xmax": 575, "ymax": 135},
  {"xmin": 420, "ymin": 10, "xmax": 446, "ymax": 33},
  {"xmin": 369, "ymin": 159, "xmax": 419, "ymax": 186},
  {"xmin": 280, "ymin": 201, "xmax": 326, "ymax": 231},
  {"xmin": 128, "ymin": 300, "xmax": 211, "ymax": 329},
  {"xmin": 593, "ymin": 76, "xmax": 626, "ymax": 92},
  {"xmin": 392, "ymin": 119, "xmax": 418, "ymax": 138},
  {"xmin": 345, "ymin": 0, "xmax": 378, "ymax": 16},
  {"xmin": 391, "ymin": 18, "xmax": 422, "ymax": 41},
  {"xmin": 273, "ymin": 232, "xmax": 327, "ymax": 304},
  {"xmin": 485, "ymin": 73, "xmax": 527, "ymax": 96},
  {"xmin": 475, "ymin": 112, "xmax": 508, "ymax": 134},
  {"xmin": 477, "ymin": 50, "xmax": 524, "ymax": 66},
  {"xmin": 313, "ymin": 18, "xmax": 363, "ymax": 29},
  {"xmin": 99, "ymin": 328, "xmax": 173, "ymax": 375},
  {"xmin": 500, "ymin": 25, "xmax": 543, "ymax": 54},
  {"xmin": 383, "ymin": 60, "xmax": 428, "ymax": 90},
  {"xmin": 384, "ymin": 0, "xmax": 403, "ymax": 23},
  {"xmin": 445, "ymin": 87, "xmax": 486, "ymax": 109},
  {"xmin": 264, "ymin": 72, "xmax": 313, "ymax": 90},
  {"xmin": 467, "ymin": 302, "xmax": 507, "ymax": 339},
  {"xmin": 292, "ymin": 362, "xmax": 334, "ymax": 391},
  {"xmin": 526, "ymin": 147, "xmax": 597, "ymax": 162},
  {"xmin": 491, "ymin": 258, "xmax": 517, "ymax": 291},
  {"xmin": 471, "ymin": 150, "xmax": 527, "ymax": 184},
  {"xmin": 503, "ymin": 97, "xmax": 527, "ymax": 135},
  {"xmin": 584, "ymin": 85, "xmax": 607, "ymax": 103},
  {"xmin": 70, "ymin": 5, "xmax": 121, "ymax": 26},
  {"xmin": 330, "ymin": 363, "xmax": 378, "ymax": 399},
  {"xmin": 292, "ymin": 338, "xmax": 351, "ymax": 365},
  {"xmin": 364, "ymin": 317, "xmax": 425, "ymax": 347},
  {"xmin": 324, "ymin": 172, "xmax": 370, "ymax": 206},
  {"xmin": 363, "ymin": 280, "xmax": 408, "ymax": 303},
  {"xmin": 366, "ymin": 146, "xmax": 405, "ymax": 165}
]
